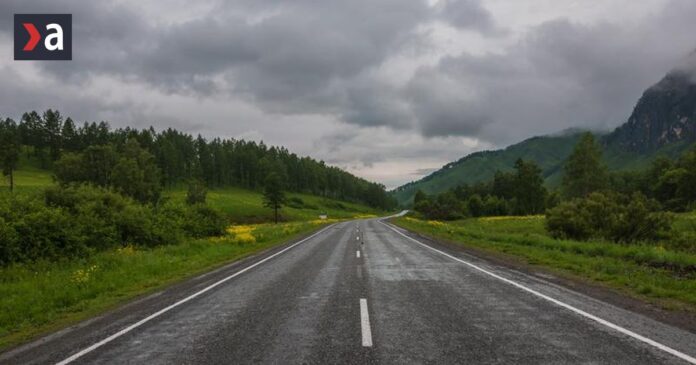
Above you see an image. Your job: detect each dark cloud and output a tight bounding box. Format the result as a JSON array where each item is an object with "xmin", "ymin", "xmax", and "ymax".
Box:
[
  {"xmin": 436, "ymin": 0, "xmax": 505, "ymax": 35},
  {"xmin": 405, "ymin": 2, "xmax": 696, "ymax": 144}
]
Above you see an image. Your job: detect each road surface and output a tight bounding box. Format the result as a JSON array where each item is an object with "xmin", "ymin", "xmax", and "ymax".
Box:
[{"xmin": 2, "ymin": 219, "xmax": 695, "ymax": 364}]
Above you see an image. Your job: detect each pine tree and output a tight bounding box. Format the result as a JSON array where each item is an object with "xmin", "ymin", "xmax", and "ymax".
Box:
[
  {"xmin": 562, "ymin": 133, "xmax": 608, "ymax": 199},
  {"xmin": 61, "ymin": 117, "xmax": 78, "ymax": 151},
  {"xmin": 513, "ymin": 159, "xmax": 547, "ymax": 214},
  {"xmin": 263, "ymin": 172, "xmax": 286, "ymax": 224}
]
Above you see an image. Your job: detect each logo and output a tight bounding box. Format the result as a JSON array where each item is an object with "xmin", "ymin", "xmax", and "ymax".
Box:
[{"xmin": 14, "ymin": 14, "xmax": 72, "ymax": 60}]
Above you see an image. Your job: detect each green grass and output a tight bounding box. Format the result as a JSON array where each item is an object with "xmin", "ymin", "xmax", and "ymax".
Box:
[
  {"xmin": 0, "ymin": 220, "xmax": 330, "ymax": 350},
  {"xmin": 0, "ymin": 164, "xmax": 53, "ymax": 194},
  {"xmin": 164, "ymin": 187, "xmax": 379, "ymax": 223},
  {"xmin": 393, "ymin": 215, "xmax": 696, "ymax": 311}
]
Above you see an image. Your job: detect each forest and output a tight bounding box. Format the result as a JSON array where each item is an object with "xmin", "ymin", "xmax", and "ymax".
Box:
[{"xmin": 0, "ymin": 109, "xmax": 394, "ymax": 209}]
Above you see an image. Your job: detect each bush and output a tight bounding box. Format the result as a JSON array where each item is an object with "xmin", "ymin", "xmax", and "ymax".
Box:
[
  {"xmin": 0, "ymin": 185, "xmax": 231, "ymax": 266},
  {"xmin": 179, "ymin": 203, "xmax": 228, "ymax": 238},
  {"xmin": 45, "ymin": 184, "xmax": 169, "ymax": 249},
  {"xmin": 545, "ymin": 199, "xmax": 593, "ymax": 240},
  {"xmin": 546, "ymin": 192, "xmax": 672, "ymax": 243},
  {"xmin": 467, "ymin": 194, "xmax": 484, "ymax": 217}
]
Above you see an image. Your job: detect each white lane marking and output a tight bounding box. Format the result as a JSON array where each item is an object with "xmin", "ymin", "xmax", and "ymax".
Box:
[
  {"xmin": 356, "ymin": 250, "xmax": 361, "ymax": 258},
  {"xmin": 55, "ymin": 224, "xmax": 335, "ymax": 365},
  {"xmin": 380, "ymin": 221, "xmax": 696, "ymax": 365},
  {"xmin": 360, "ymin": 298, "xmax": 373, "ymax": 347},
  {"xmin": 356, "ymin": 236, "xmax": 360, "ymax": 241}
]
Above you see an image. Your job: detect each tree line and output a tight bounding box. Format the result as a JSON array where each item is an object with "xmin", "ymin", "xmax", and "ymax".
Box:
[
  {"xmin": 0, "ymin": 110, "xmax": 395, "ymax": 209},
  {"xmin": 413, "ymin": 157, "xmax": 553, "ymax": 220},
  {"xmin": 413, "ymin": 132, "xmax": 696, "ymax": 243}
]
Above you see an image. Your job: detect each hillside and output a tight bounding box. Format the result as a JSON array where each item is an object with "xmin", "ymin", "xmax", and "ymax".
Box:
[
  {"xmin": 1, "ymin": 163, "xmax": 380, "ymax": 223},
  {"xmin": 393, "ymin": 68, "xmax": 696, "ymax": 206},
  {"xmin": 392, "ymin": 132, "xmax": 584, "ymax": 205}
]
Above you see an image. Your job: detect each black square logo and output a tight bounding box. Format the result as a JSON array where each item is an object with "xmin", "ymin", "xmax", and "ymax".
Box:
[{"xmin": 14, "ymin": 14, "xmax": 72, "ymax": 61}]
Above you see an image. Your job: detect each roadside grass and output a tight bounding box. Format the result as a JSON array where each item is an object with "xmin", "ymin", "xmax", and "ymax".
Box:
[
  {"xmin": 0, "ymin": 220, "xmax": 331, "ymax": 351},
  {"xmin": 392, "ymin": 215, "xmax": 696, "ymax": 311}
]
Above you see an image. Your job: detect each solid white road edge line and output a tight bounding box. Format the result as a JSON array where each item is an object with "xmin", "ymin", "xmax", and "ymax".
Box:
[
  {"xmin": 55, "ymin": 224, "xmax": 336, "ymax": 365},
  {"xmin": 380, "ymin": 221, "xmax": 696, "ymax": 365},
  {"xmin": 360, "ymin": 298, "xmax": 373, "ymax": 347}
]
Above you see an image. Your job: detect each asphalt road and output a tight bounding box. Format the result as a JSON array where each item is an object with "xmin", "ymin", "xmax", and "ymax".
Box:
[{"xmin": 2, "ymin": 219, "xmax": 695, "ymax": 364}]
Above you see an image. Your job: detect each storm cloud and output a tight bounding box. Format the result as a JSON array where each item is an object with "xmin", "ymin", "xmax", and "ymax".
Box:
[{"xmin": 1, "ymin": 0, "xmax": 695, "ymax": 187}]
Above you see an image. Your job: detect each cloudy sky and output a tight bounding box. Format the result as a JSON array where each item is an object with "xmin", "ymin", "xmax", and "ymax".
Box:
[{"xmin": 2, "ymin": 0, "xmax": 696, "ymax": 188}]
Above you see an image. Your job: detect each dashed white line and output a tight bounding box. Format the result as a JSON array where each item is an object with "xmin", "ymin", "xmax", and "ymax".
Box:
[
  {"xmin": 360, "ymin": 298, "xmax": 373, "ymax": 347},
  {"xmin": 356, "ymin": 236, "xmax": 360, "ymax": 241},
  {"xmin": 55, "ymin": 224, "xmax": 335, "ymax": 365},
  {"xmin": 356, "ymin": 250, "xmax": 361, "ymax": 258},
  {"xmin": 380, "ymin": 221, "xmax": 696, "ymax": 365}
]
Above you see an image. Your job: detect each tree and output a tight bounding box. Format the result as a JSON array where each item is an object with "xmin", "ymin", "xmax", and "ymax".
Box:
[
  {"xmin": 61, "ymin": 117, "xmax": 79, "ymax": 152},
  {"xmin": 43, "ymin": 109, "xmax": 63, "ymax": 162},
  {"xmin": 467, "ymin": 194, "xmax": 484, "ymax": 217},
  {"xmin": 0, "ymin": 119, "xmax": 21, "ymax": 192},
  {"xmin": 413, "ymin": 189, "xmax": 427, "ymax": 206},
  {"xmin": 81, "ymin": 145, "xmax": 118, "ymax": 187},
  {"xmin": 111, "ymin": 139, "xmax": 162, "ymax": 204},
  {"xmin": 512, "ymin": 159, "xmax": 547, "ymax": 214},
  {"xmin": 263, "ymin": 172, "xmax": 286, "ymax": 223},
  {"xmin": 562, "ymin": 133, "xmax": 608, "ymax": 199}
]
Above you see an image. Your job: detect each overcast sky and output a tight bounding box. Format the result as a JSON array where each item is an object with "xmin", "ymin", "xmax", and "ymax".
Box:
[{"xmin": 2, "ymin": 0, "xmax": 696, "ymax": 189}]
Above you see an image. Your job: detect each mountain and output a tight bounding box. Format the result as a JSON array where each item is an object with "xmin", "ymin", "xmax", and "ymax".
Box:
[
  {"xmin": 392, "ymin": 131, "xmax": 585, "ymax": 205},
  {"xmin": 393, "ymin": 67, "xmax": 696, "ymax": 206},
  {"xmin": 604, "ymin": 70, "xmax": 696, "ymax": 153}
]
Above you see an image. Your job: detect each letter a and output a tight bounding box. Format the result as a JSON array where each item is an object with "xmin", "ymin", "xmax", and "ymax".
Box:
[{"xmin": 45, "ymin": 23, "xmax": 64, "ymax": 51}]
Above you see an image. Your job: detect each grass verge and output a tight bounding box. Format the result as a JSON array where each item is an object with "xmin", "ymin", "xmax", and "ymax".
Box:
[
  {"xmin": 392, "ymin": 215, "xmax": 696, "ymax": 312},
  {"xmin": 0, "ymin": 220, "xmax": 332, "ymax": 351}
]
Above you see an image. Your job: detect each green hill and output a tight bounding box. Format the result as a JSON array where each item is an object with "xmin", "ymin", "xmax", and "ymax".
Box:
[
  {"xmin": 392, "ymin": 131, "xmax": 696, "ymax": 206},
  {"xmin": 1, "ymin": 162, "xmax": 379, "ymax": 223},
  {"xmin": 392, "ymin": 132, "xmax": 584, "ymax": 205}
]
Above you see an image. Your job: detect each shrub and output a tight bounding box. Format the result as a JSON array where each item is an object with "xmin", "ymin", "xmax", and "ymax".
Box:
[
  {"xmin": 0, "ymin": 185, "xmax": 229, "ymax": 266},
  {"xmin": 546, "ymin": 192, "xmax": 672, "ymax": 243},
  {"xmin": 467, "ymin": 194, "xmax": 484, "ymax": 217},
  {"xmin": 545, "ymin": 200, "xmax": 593, "ymax": 240},
  {"xmin": 0, "ymin": 217, "xmax": 20, "ymax": 265},
  {"xmin": 181, "ymin": 204, "xmax": 228, "ymax": 238}
]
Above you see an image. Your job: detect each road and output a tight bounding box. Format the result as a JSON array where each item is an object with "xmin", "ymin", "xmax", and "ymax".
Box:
[{"xmin": 2, "ymin": 219, "xmax": 695, "ymax": 364}]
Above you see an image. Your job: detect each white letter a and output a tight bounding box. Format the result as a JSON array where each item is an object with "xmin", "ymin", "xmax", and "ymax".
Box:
[{"xmin": 45, "ymin": 23, "xmax": 64, "ymax": 51}]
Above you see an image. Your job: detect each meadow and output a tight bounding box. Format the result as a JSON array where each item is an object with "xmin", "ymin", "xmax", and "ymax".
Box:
[{"xmin": 393, "ymin": 214, "xmax": 696, "ymax": 311}]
